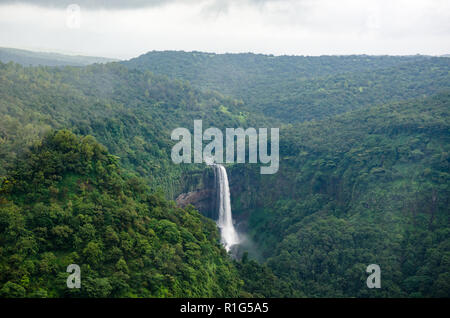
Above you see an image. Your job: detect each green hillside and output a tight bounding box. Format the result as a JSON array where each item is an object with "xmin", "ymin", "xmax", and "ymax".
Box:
[
  {"xmin": 0, "ymin": 130, "xmax": 242, "ymax": 297},
  {"xmin": 0, "ymin": 47, "xmax": 117, "ymax": 67},
  {"xmin": 123, "ymin": 52, "xmax": 449, "ymax": 123},
  {"xmin": 229, "ymin": 92, "xmax": 450, "ymax": 297},
  {"xmin": 0, "ymin": 61, "xmax": 256, "ymax": 196}
]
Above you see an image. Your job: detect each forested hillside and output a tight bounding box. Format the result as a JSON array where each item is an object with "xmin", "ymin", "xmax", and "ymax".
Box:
[
  {"xmin": 230, "ymin": 92, "xmax": 450, "ymax": 297},
  {"xmin": 124, "ymin": 52, "xmax": 449, "ymax": 123},
  {"xmin": 0, "ymin": 61, "xmax": 257, "ymax": 196},
  {"xmin": 124, "ymin": 51, "xmax": 430, "ymax": 95},
  {"xmin": 0, "ymin": 130, "xmax": 242, "ymax": 297}
]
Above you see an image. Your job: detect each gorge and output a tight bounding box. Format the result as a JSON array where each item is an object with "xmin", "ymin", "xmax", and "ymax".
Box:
[{"xmin": 0, "ymin": 49, "xmax": 448, "ymax": 298}]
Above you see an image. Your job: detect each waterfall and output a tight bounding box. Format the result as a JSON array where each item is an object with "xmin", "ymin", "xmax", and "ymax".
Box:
[{"xmin": 214, "ymin": 164, "xmax": 240, "ymax": 252}]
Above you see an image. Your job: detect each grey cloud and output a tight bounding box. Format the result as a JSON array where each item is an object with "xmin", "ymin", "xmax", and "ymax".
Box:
[
  {"xmin": 0, "ymin": 0, "xmax": 183, "ymax": 9},
  {"xmin": 0, "ymin": 0, "xmax": 284, "ymax": 10},
  {"xmin": 1, "ymin": 0, "xmax": 447, "ymax": 58},
  {"xmin": 199, "ymin": 0, "xmax": 289, "ymax": 19}
]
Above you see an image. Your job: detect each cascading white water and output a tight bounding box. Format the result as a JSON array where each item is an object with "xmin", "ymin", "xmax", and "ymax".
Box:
[{"xmin": 214, "ymin": 164, "xmax": 240, "ymax": 252}]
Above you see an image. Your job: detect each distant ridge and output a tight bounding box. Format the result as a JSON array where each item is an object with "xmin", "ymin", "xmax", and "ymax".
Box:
[
  {"xmin": 123, "ymin": 50, "xmax": 448, "ymax": 123},
  {"xmin": 0, "ymin": 47, "xmax": 118, "ymax": 66}
]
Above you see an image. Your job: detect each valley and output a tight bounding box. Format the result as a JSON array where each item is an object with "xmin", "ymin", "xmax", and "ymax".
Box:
[{"xmin": 0, "ymin": 50, "xmax": 449, "ymax": 297}]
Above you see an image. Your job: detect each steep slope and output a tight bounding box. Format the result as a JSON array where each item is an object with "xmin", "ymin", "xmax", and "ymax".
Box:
[
  {"xmin": 0, "ymin": 130, "xmax": 242, "ymax": 297},
  {"xmin": 0, "ymin": 61, "xmax": 255, "ymax": 196},
  {"xmin": 228, "ymin": 92, "xmax": 450, "ymax": 297}
]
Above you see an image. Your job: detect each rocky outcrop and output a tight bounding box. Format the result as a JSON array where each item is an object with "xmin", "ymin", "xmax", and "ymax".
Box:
[{"xmin": 176, "ymin": 188, "xmax": 217, "ymax": 220}]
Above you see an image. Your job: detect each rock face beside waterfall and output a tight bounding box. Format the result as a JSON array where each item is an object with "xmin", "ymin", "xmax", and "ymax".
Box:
[
  {"xmin": 176, "ymin": 188, "xmax": 217, "ymax": 219},
  {"xmin": 176, "ymin": 165, "xmax": 240, "ymax": 252},
  {"xmin": 174, "ymin": 165, "xmax": 261, "ymax": 223},
  {"xmin": 175, "ymin": 167, "xmax": 218, "ymax": 220}
]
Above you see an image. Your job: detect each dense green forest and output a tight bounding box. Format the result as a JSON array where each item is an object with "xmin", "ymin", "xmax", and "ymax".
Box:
[
  {"xmin": 124, "ymin": 52, "xmax": 449, "ymax": 123},
  {"xmin": 0, "ymin": 130, "xmax": 242, "ymax": 297},
  {"xmin": 0, "ymin": 61, "xmax": 256, "ymax": 196},
  {"xmin": 231, "ymin": 92, "xmax": 450, "ymax": 297},
  {"xmin": 0, "ymin": 51, "xmax": 449, "ymax": 297}
]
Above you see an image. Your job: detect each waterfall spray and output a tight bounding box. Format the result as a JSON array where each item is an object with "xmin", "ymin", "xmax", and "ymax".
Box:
[{"xmin": 214, "ymin": 164, "xmax": 240, "ymax": 252}]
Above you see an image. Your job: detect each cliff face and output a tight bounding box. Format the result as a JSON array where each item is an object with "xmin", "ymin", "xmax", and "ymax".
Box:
[
  {"xmin": 175, "ymin": 167, "xmax": 217, "ymax": 220},
  {"xmin": 174, "ymin": 164, "xmax": 262, "ymax": 223},
  {"xmin": 176, "ymin": 188, "xmax": 217, "ymax": 219}
]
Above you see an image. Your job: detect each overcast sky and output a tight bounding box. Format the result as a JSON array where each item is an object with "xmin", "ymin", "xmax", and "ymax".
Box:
[{"xmin": 0, "ymin": 0, "xmax": 449, "ymax": 59}]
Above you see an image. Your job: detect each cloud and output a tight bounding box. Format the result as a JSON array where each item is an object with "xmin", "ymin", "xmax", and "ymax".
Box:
[
  {"xmin": 0, "ymin": 0, "xmax": 175, "ymax": 9},
  {"xmin": 0, "ymin": 0, "xmax": 284, "ymax": 10},
  {"xmin": 0, "ymin": 0, "xmax": 448, "ymax": 59}
]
